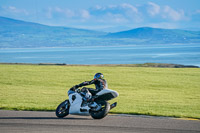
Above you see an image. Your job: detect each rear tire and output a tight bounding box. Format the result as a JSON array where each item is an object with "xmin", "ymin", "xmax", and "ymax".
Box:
[
  {"xmin": 55, "ymin": 100, "xmax": 70, "ymax": 118},
  {"xmin": 90, "ymin": 101, "xmax": 110, "ymax": 119}
]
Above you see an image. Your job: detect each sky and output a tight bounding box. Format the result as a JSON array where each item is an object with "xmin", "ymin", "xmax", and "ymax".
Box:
[{"xmin": 0, "ymin": 0, "xmax": 200, "ymax": 32}]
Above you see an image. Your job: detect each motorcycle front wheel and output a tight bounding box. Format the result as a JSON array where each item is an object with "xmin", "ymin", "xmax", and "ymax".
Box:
[
  {"xmin": 55, "ymin": 100, "xmax": 70, "ymax": 118},
  {"xmin": 90, "ymin": 101, "xmax": 110, "ymax": 119}
]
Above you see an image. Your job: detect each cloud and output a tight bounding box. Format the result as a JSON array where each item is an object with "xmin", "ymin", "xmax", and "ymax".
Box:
[
  {"xmin": 196, "ymin": 10, "xmax": 200, "ymax": 14},
  {"xmin": 80, "ymin": 9, "xmax": 90, "ymax": 19},
  {"xmin": 45, "ymin": 7, "xmax": 75, "ymax": 19},
  {"xmin": 190, "ymin": 10, "xmax": 200, "ymax": 22},
  {"xmin": 1, "ymin": 6, "xmax": 29, "ymax": 15},
  {"xmin": 44, "ymin": 7, "xmax": 91, "ymax": 21},
  {"xmin": 163, "ymin": 6, "xmax": 185, "ymax": 21},
  {"xmin": 88, "ymin": 3, "xmax": 141, "ymax": 24},
  {"xmin": 121, "ymin": 3, "xmax": 138, "ymax": 13},
  {"xmin": 0, "ymin": 2, "xmax": 198, "ymax": 30},
  {"xmin": 147, "ymin": 2, "xmax": 160, "ymax": 16},
  {"xmin": 145, "ymin": 2, "xmax": 187, "ymax": 22}
]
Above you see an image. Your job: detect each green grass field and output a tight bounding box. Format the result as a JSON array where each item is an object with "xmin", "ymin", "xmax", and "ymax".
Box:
[{"xmin": 0, "ymin": 64, "xmax": 200, "ymax": 119}]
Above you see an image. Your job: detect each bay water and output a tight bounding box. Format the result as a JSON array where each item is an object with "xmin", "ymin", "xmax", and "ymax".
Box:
[{"xmin": 0, "ymin": 44, "xmax": 200, "ymax": 66}]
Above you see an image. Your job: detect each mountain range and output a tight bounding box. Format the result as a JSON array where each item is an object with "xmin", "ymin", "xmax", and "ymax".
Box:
[{"xmin": 0, "ymin": 16, "xmax": 200, "ymax": 48}]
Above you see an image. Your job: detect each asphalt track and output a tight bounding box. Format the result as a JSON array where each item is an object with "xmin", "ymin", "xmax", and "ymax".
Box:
[{"xmin": 0, "ymin": 110, "xmax": 199, "ymax": 133}]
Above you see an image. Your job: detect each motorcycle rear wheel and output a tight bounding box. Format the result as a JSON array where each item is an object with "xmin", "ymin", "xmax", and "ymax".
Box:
[
  {"xmin": 55, "ymin": 100, "xmax": 70, "ymax": 118},
  {"xmin": 90, "ymin": 101, "xmax": 110, "ymax": 119}
]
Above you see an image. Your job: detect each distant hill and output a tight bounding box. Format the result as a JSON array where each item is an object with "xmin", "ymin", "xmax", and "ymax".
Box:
[
  {"xmin": 106, "ymin": 27, "xmax": 200, "ymax": 44},
  {"xmin": 0, "ymin": 16, "xmax": 106, "ymax": 48},
  {"xmin": 0, "ymin": 16, "xmax": 200, "ymax": 48}
]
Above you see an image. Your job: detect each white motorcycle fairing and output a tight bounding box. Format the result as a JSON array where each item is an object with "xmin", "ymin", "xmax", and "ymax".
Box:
[
  {"xmin": 61, "ymin": 88, "xmax": 119, "ymax": 117},
  {"xmin": 68, "ymin": 92, "xmax": 90, "ymax": 115},
  {"xmin": 55, "ymin": 89, "xmax": 119, "ymax": 119}
]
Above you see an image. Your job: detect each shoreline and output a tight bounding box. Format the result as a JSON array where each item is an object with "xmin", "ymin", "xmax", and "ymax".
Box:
[{"xmin": 0, "ymin": 62, "xmax": 199, "ymax": 68}]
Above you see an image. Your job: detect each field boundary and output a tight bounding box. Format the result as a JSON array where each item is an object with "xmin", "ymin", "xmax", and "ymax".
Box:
[{"xmin": 0, "ymin": 62, "xmax": 199, "ymax": 68}]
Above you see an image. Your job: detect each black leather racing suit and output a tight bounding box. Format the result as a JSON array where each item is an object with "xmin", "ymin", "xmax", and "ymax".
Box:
[{"xmin": 77, "ymin": 78, "xmax": 107, "ymax": 96}]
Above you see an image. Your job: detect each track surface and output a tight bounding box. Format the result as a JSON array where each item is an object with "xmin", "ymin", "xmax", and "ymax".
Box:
[{"xmin": 0, "ymin": 110, "xmax": 199, "ymax": 133}]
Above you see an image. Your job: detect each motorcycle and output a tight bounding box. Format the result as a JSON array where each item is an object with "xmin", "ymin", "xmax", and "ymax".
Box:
[{"xmin": 55, "ymin": 87, "xmax": 119, "ymax": 119}]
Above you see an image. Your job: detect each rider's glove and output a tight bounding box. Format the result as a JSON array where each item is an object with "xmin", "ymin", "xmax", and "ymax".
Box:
[
  {"xmin": 70, "ymin": 85, "xmax": 79, "ymax": 91},
  {"xmin": 75, "ymin": 85, "xmax": 79, "ymax": 88},
  {"xmin": 70, "ymin": 87, "xmax": 75, "ymax": 91}
]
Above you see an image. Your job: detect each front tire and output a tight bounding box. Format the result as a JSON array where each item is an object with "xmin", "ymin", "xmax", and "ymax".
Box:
[
  {"xmin": 90, "ymin": 101, "xmax": 110, "ymax": 119},
  {"xmin": 55, "ymin": 100, "xmax": 70, "ymax": 118}
]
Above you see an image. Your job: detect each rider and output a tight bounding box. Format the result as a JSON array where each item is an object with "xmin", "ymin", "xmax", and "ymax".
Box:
[{"xmin": 69, "ymin": 73, "xmax": 107, "ymax": 101}]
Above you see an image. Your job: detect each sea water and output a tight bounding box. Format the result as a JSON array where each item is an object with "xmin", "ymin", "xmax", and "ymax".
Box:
[{"xmin": 0, "ymin": 44, "xmax": 200, "ymax": 66}]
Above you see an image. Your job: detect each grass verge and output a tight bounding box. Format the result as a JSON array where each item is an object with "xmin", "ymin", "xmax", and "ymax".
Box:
[{"xmin": 0, "ymin": 64, "xmax": 199, "ymax": 119}]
